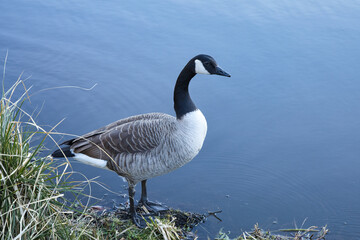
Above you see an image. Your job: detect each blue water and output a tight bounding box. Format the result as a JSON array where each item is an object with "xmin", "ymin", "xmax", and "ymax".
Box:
[{"xmin": 1, "ymin": 0, "xmax": 360, "ymax": 238}]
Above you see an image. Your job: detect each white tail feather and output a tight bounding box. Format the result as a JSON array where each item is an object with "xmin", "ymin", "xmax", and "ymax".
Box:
[{"xmin": 73, "ymin": 153, "xmax": 108, "ymax": 169}]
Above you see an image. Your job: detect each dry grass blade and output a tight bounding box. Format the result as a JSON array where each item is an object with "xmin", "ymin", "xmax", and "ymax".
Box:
[
  {"xmin": 145, "ymin": 216, "xmax": 183, "ymax": 240},
  {"xmin": 0, "ymin": 71, "xmax": 100, "ymax": 239},
  {"xmin": 215, "ymin": 223, "xmax": 329, "ymax": 240}
]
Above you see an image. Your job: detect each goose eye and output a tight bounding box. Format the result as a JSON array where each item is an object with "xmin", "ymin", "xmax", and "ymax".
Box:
[{"xmin": 204, "ymin": 62, "xmax": 212, "ymax": 67}]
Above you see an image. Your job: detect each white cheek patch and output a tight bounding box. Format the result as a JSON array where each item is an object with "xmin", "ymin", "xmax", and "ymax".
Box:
[{"xmin": 195, "ymin": 59, "xmax": 210, "ymax": 75}]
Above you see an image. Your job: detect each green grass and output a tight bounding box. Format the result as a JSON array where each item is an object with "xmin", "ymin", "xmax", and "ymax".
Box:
[
  {"xmin": 0, "ymin": 76, "xmax": 84, "ymax": 239},
  {"xmin": 76, "ymin": 212, "xmax": 184, "ymax": 240}
]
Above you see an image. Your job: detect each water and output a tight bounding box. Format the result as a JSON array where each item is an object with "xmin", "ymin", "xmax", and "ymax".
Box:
[{"xmin": 1, "ymin": 0, "xmax": 360, "ymax": 238}]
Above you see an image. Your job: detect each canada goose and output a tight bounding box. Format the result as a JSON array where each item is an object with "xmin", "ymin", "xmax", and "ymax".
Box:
[{"xmin": 52, "ymin": 54, "xmax": 230, "ymax": 227}]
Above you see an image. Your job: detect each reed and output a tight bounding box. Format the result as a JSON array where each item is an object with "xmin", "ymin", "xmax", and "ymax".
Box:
[{"xmin": 0, "ymin": 76, "xmax": 88, "ymax": 239}]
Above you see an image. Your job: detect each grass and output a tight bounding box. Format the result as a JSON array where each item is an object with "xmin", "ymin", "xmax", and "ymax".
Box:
[
  {"xmin": 215, "ymin": 223, "xmax": 329, "ymax": 240},
  {"xmin": 75, "ymin": 207, "xmax": 204, "ymax": 239},
  {"xmin": 78, "ymin": 211, "xmax": 183, "ymax": 240},
  {"xmin": 0, "ymin": 76, "xmax": 85, "ymax": 239}
]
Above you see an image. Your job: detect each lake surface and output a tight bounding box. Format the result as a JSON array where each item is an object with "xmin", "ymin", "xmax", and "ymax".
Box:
[{"xmin": 1, "ymin": 0, "xmax": 360, "ymax": 238}]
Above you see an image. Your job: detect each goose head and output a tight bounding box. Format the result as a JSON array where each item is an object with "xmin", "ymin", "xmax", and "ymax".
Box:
[{"xmin": 193, "ymin": 54, "xmax": 231, "ymax": 77}]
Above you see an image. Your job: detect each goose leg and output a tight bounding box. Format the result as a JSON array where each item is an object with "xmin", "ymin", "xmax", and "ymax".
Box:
[
  {"xmin": 128, "ymin": 184, "xmax": 145, "ymax": 228},
  {"xmin": 139, "ymin": 180, "xmax": 168, "ymax": 213}
]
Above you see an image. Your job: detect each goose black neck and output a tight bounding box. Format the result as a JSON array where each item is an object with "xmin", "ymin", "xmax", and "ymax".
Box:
[{"xmin": 174, "ymin": 61, "xmax": 197, "ymax": 119}]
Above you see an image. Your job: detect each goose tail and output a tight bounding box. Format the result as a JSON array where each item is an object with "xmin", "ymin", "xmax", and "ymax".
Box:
[{"xmin": 51, "ymin": 145, "xmax": 75, "ymax": 158}]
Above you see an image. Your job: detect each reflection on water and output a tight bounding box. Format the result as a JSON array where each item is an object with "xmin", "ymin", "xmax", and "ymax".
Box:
[{"xmin": 1, "ymin": 0, "xmax": 360, "ymax": 238}]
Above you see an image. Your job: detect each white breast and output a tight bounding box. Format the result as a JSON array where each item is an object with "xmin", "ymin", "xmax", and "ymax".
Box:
[{"xmin": 178, "ymin": 109, "xmax": 207, "ymax": 153}]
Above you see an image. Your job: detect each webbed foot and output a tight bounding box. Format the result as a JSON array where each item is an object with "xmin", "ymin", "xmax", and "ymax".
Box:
[
  {"xmin": 139, "ymin": 200, "xmax": 169, "ymax": 213},
  {"xmin": 132, "ymin": 212, "xmax": 147, "ymax": 228}
]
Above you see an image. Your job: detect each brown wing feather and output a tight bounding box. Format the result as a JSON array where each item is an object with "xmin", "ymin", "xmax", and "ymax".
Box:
[
  {"xmin": 77, "ymin": 113, "xmax": 167, "ymax": 140},
  {"xmin": 69, "ymin": 113, "xmax": 174, "ymax": 161}
]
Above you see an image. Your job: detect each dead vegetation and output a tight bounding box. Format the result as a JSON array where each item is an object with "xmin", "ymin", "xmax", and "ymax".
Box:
[{"xmin": 216, "ymin": 223, "xmax": 329, "ymax": 240}]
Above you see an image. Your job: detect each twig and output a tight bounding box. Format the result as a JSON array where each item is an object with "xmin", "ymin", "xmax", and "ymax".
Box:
[{"xmin": 207, "ymin": 210, "xmax": 222, "ymax": 222}]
